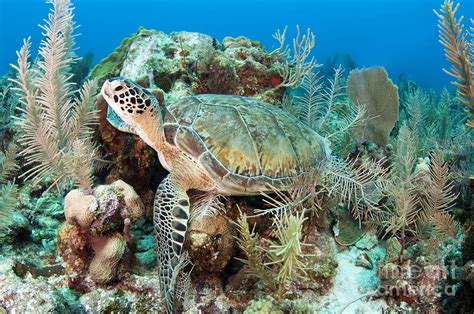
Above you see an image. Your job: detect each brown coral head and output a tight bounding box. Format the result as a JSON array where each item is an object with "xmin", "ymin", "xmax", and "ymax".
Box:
[
  {"xmin": 111, "ymin": 180, "xmax": 145, "ymax": 222},
  {"xmin": 64, "ymin": 189, "xmax": 97, "ymax": 229},
  {"xmin": 89, "ymin": 233, "xmax": 126, "ymax": 284},
  {"xmin": 101, "ymin": 77, "xmax": 158, "ymax": 123}
]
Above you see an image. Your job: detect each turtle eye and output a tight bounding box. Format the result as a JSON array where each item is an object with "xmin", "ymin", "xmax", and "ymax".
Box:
[{"xmin": 114, "ymin": 86, "xmax": 123, "ymax": 92}]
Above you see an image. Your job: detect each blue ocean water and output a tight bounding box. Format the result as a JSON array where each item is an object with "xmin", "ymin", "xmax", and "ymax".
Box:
[{"xmin": 0, "ymin": 0, "xmax": 473, "ymax": 91}]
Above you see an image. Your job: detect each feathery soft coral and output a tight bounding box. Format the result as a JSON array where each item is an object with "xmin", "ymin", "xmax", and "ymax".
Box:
[
  {"xmin": 10, "ymin": 0, "xmax": 98, "ymax": 191},
  {"xmin": 435, "ymin": 0, "xmax": 474, "ymax": 126}
]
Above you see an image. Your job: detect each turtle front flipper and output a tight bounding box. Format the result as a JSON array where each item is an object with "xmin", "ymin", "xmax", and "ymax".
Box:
[{"xmin": 154, "ymin": 174, "xmax": 190, "ymax": 313}]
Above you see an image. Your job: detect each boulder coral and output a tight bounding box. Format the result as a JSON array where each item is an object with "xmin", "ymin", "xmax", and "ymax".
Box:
[
  {"xmin": 58, "ymin": 180, "xmax": 145, "ymax": 289},
  {"xmin": 64, "ymin": 189, "xmax": 97, "ymax": 229},
  {"xmin": 89, "ymin": 233, "xmax": 126, "ymax": 284}
]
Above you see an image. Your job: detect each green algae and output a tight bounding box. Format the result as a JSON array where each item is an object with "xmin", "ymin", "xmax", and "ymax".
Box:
[
  {"xmin": 89, "ymin": 27, "xmax": 151, "ymax": 83},
  {"xmin": 131, "ymin": 218, "xmax": 156, "ymax": 267}
]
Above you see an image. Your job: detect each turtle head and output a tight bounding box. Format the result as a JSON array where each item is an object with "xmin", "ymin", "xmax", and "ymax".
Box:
[{"xmin": 101, "ymin": 77, "xmax": 158, "ymax": 129}]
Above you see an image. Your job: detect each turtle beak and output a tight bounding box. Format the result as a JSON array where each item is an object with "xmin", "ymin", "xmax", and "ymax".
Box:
[{"xmin": 101, "ymin": 80, "xmax": 113, "ymax": 99}]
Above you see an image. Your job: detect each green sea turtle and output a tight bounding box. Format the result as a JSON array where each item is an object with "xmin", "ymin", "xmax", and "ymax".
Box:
[{"xmin": 101, "ymin": 78, "xmax": 331, "ymax": 312}]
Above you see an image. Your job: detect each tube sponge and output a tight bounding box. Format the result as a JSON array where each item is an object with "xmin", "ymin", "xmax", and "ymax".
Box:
[{"xmin": 347, "ymin": 67, "xmax": 399, "ymax": 146}]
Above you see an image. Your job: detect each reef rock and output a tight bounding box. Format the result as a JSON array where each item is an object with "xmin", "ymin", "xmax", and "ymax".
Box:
[
  {"xmin": 90, "ymin": 28, "xmax": 283, "ymax": 197},
  {"xmin": 0, "ymin": 256, "xmax": 163, "ymax": 313},
  {"xmin": 188, "ymin": 214, "xmax": 236, "ymax": 274},
  {"xmin": 117, "ymin": 29, "xmax": 281, "ymax": 101}
]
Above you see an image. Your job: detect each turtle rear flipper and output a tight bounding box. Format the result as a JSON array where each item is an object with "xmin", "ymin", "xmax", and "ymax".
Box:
[{"xmin": 154, "ymin": 174, "xmax": 190, "ymax": 313}]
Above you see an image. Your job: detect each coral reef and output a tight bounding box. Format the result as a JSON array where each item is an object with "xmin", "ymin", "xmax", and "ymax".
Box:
[
  {"xmin": 1, "ymin": 0, "xmax": 472, "ymax": 312},
  {"xmin": 11, "ymin": 0, "xmax": 99, "ymax": 191},
  {"xmin": 115, "ymin": 29, "xmax": 282, "ymax": 100},
  {"xmin": 233, "ymin": 211, "xmax": 339, "ymax": 308},
  {"xmin": 272, "ymin": 67, "xmax": 468, "ymax": 312},
  {"xmin": 281, "ymin": 67, "xmax": 368, "ymax": 155},
  {"xmin": 0, "ymin": 256, "xmax": 163, "ymax": 313},
  {"xmin": 400, "ymin": 86, "xmax": 469, "ymax": 157}
]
